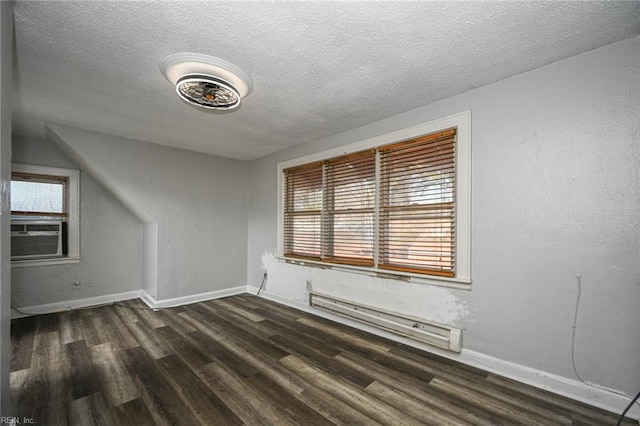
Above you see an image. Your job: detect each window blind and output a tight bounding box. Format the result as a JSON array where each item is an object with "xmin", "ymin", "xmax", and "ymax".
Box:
[
  {"xmin": 379, "ymin": 128, "xmax": 456, "ymax": 277},
  {"xmin": 323, "ymin": 150, "xmax": 376, "ymax": 266},
  {"xmin": 283, "ymin": 162, "xmax": 323, "ymax": 259},
  {"xmin": 282, "ymin": 127, "xmax": 458, "ymax": 278}
]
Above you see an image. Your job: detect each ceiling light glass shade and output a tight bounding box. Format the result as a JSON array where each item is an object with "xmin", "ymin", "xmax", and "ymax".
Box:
[
  {"xmin": 160, "ymin": 53, "xmax": 253, "ymax": 110},
  {"xmin": 176, "ymin": 74, "xmax": 240, "ymax": 110}
]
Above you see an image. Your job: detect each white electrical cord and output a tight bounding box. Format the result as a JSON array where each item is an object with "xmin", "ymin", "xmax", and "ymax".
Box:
[
  {"xmin": 11, "ymin": 305, "xmax": 35, "ymax": 316},
  {"xmin": 11, "ymin": 301, "xmax": 157, "ymax": 318},
  {"xmin": 571, "ymin": 274, "xmax": 639, "ymax": 409},
  {"xmin": 570, "ymin": 274, "xmax": 586, "ymax": 384}
]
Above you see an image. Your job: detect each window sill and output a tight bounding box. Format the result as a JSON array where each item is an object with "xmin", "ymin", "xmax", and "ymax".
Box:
[
  {"xmin": 276, "ymin": 255, "xmax": 472, "ymax": 290},
  {"xmin": 12, "ymin": 256, "xmax": 81, "ymax": 268}
]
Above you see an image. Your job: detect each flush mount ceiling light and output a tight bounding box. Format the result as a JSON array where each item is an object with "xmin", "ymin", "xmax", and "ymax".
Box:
[{"xmin": 160, "ymin": 53, "xmax": 253, "ymax": 111}]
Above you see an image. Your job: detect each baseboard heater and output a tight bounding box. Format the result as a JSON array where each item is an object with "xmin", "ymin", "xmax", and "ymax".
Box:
[{"xmin": 309, "ymin": 292, "xmax": 462, "ymax": 353}]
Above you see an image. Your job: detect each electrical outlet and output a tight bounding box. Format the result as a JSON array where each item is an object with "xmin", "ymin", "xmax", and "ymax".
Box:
[
  {"xmin": 72, "ymin": 281, "xmax": 81, "ymax": 290},
  {"xmin": 87, "ymin": 279, "xmax": 96, "ymax": 288}
]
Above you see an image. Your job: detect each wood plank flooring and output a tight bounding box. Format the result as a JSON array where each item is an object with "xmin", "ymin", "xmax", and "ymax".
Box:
[{"xmin": 10, "ymin": 294, "xmax": 636, "ymax": 425}]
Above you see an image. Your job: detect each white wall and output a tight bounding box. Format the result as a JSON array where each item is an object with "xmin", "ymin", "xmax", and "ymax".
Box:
[
  {"xmin": 11, "ymin": 135, "xmax": 144, "ymax": 308},
  {"xmin": 247, "ymin": 35, "xmax": 640, "ymax": 402},
  {"xmin": 47, "ymin": 126, "xmax": 248, "ymax": 302},
  {"xmin": 0, "ymin": 1, "xmax": 12, "ymax": 415}
]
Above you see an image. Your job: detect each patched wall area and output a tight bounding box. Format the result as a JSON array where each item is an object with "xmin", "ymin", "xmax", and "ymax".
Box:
[{"xmin": 260, "ymin": 252, "xmax": 471, "ymax": 327}]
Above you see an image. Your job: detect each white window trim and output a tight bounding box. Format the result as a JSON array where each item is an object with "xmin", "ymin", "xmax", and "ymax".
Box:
[
  {"xmin": 11, "ymin": 163, "xmax": 81, "ymax": 267},
  {"xmin": 277, "ymin": 111, "xmax": 471, "ymax": 288}
]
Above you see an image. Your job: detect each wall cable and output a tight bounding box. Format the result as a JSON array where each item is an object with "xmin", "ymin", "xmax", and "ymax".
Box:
[
  {"xmin": 257, "ymin": 272, "xmax": 267, "ymax": 296},
  {"xmin": 570, "ymin": 274, "xmax": 586, "ymax": 383},
  {"xmin": 11, "ymin": 305, "xmax": 35, "ymax": 316},
  {"xmin": 571, "ymin": 274, "xmax": 640, "ymax": 417},
  {"xmin": 617, "ymin": 390, "xmax": 640, "ymax": 426},
  {"xmin": 11, "ymin": 300, "xmax": 160, "ymax": 318}
]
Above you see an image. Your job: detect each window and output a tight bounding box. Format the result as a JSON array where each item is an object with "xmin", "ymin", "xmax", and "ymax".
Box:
[
  {"xmin": 11, "ymin": 174, "xmax": 67, "ymax": 217},
  {"xmin": 279, "ymin": 112, "xmax": 470, "ymax": 284},
  {"xmin": 11, "ymin": 164, "xmax": 80, "ymax": 266},
  {"xmin": 283, "ymin": 162, "xmax": 323, "ymax": 259},
  {"xmin": 378, "ymin": 129, "xmax": 456, "ymax": 277},
  {"xmin": 323, "ymin": 151, "xmax": 376, "ymax": 266}
]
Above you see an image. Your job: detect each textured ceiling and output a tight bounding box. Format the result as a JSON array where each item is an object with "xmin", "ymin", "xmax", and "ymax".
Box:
[{"xmin": 11, "ymin": 1, "xmax": 640, "ymax": 160}]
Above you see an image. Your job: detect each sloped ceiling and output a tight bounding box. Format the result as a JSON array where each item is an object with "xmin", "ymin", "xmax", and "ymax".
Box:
[{"xmin": 11, "ymin": 1, "xmax": 640, "ymax": 160}]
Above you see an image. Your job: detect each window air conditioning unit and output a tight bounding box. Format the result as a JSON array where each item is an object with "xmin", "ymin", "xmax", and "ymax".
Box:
[{"xmin": 11, "ymin": 221, "xmax": 63, "ymax": 259}]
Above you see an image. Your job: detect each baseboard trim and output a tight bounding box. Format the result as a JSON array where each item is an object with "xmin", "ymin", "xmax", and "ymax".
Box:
[
  {"xmin": 139, "ymin": 290, "xmax": 157, "ymax": 310},
  {"xmin": 11, "ymin": 290, "xmax": 143, "ymax": 318},
  {"xmin": 253, "ymin": 288, "xmax": 639, "ymax": 421},
  {"xmin": 11, "ymin": 285, "xmax": 638, "ymax": 420},
  {"xmin": 460, "ymin": 349, "xmax": 640, "ymax": 421},
  {"xmin": 141, "ymin": 286, "xmax": 248, "ymax": 309},
  {"xmin": 11, "ymin": 285, "xmax": 249, "ymax": 317}
]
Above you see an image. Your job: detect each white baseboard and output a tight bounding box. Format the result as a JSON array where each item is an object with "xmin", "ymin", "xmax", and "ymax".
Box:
[
  {"xmin": 11, "ymin": 290, "xmax": 143, "ymax": 318},
  {"xmin": 141, "ymin": 286, "xmax": 248, "ymax": 309},
  {"xmin": 139, "ymin": 289, "xmax": 157, "ymax": 310},
  {"xmin": 461, "ymin": 349, "xmax": 640, "ymax": 421},
  {"xmin": 11, "ymin": 285, "xmax": 638, "ymax": 421},
  {"xmin": 253, "ymin": 288, "xmax": 639, "ymax": 421},
  {"xmin": 11, "ymin": 285, "xmax": 248, "ymax": 316}
]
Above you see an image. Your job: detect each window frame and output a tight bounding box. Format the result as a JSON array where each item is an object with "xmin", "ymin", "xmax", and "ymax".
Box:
[
  {"xmin": 277, "ymin": 111, "xmax": 471, "ymax": 288},
  {"xmin": 11, "ymin": 163, "xmax": 81, "ymax": 267}
]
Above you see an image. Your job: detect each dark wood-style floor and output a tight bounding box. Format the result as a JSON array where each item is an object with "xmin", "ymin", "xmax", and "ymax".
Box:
[{"xmin": 10, "ymin": 294, "xmax": 635, "ymax": 425}]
